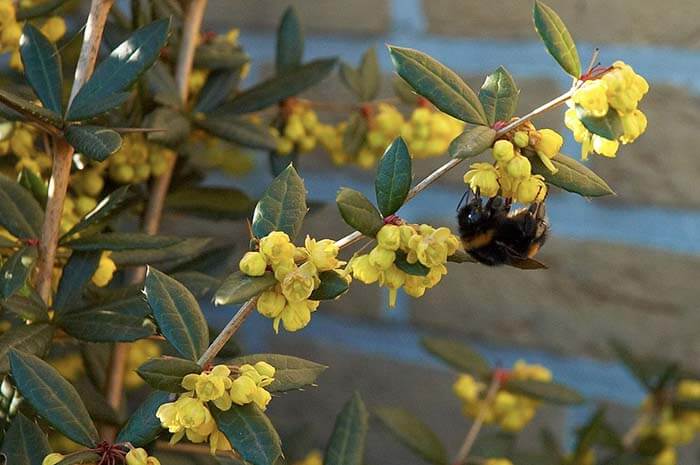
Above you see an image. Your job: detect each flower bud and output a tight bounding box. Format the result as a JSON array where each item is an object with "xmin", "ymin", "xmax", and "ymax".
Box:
[
  {"xmin": 376, "ymin": 225, "xmax": 401, "ymax": 251},
  {"xmin": 506, "ymin": 155, "xmax": 531, "ymax": 179},
  {"xmin": 512, "ymin": 131, "xmax": 530, "ymax": 148},
  {"xmin": 533, "ymin": 129, "xmax": 563, "ymax": 159},
  {"xmin": 350, "ymin": 255, "xmax": 381, "ymax": 284},
  {"xmin": 126, "ymin": 448, "xmax": 149, "ymax": 465},
  {"xmin": 492, "ymin": 140, "xmax": 515, "ymax": 163},
  {"xmin": 42, "ymin": 454, "xmax": 65, "ymax": 465},
  {"xmin": 254, "ymin": 361, "xmax": 276, "ymax": 379},
  {"xmin": 92, "ymin": 252, "xmax": 116, "ymax": 287},
  {"xmin": 515, "ymin": 175, "xmax": 547, "ymax": 204},
  {"xmin": 230, "ymin": 375, "xmax": 257, "ymax": 405},
  {"xmin": 368, "ymin": 246, "xmax": 396, "ymax": 271},
  {"xmin": 257, "ymin": 290, "xmax": 286, "ymax": 318},
  {"xmin": 239, "ymin": 251, "xmax": 267, "ymax": 277}
]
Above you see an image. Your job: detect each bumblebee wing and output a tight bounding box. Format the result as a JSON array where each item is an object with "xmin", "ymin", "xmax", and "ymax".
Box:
[{"xmin": 508, "ymin": 257, "xmax": 548, "ymax": 270}]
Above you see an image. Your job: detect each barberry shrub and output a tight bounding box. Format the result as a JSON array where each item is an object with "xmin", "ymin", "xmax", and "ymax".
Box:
[{"xmin": 0, "ymin": 1, "xmax": 683, "ymax": 465}]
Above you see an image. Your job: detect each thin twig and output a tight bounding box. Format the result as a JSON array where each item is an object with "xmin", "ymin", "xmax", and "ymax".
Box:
[
  {"xmin": 197, "ymin": 298, "xmax": 257, "ymax": 366},
  {"xmin": 452, "ymin": 376, "xmax": 500, "ymax": 465}
]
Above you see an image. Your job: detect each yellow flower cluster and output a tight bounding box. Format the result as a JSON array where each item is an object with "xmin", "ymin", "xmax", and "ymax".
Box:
[
  {"xmin": 125, "ymin": 340, "xmax": 162, "ymax": 389},
  {"xmin": 43, "ymin": 448, "xmax": 160, "ymax": 465},
  {"xmin": 566, "ymin": 61, "xmax": 648, "ymax": 159},
  {"xmin": 453, "ymin": 361, "xmax": 552, "ymax": 432},
  {"xmin": 464, "ymin": 125, "xmax": 562, "ymax": 204},
  {"xmin": 91, "ymin": 251, "xmax": 116, "ymax": 287},
  {"xmin": 401, "ymin": 107, "xmax": 464, "ymax": 159},
  {"xmin": 239, "ymin": 231, "xmax": 346, "ymax": 332},
  {"xmin": 293, "ymin": 450, "xmax": 323, "ymax": 465},
  {"xmin": 108, "ymin": 134, "xmax": 173, "ymax": 184},
  {"xmin": 484, "ymin": 460, "xmax": 513, "ymax": 465},
  {"xmin": 157, "ymin": 362, "xmax": 275, "ymax": 454},
  {"xmin": 0, "ymin": 123, "xmax": 51, "ymax": 173},
  {"xmin": 0, "ymin": 0, "xmax": 65, "ymax": 70},
  {"xmin": 348, "ymin": 223, "xmax": 460, "ymax": 307},
  {"xmin": 273, "ymin": 101, "xmax": 321, "ymax": 155}
]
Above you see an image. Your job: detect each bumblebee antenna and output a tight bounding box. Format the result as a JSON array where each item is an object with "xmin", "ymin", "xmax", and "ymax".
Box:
[{"xmin": 456, "ymin": 189, "xmax": 470, "ymax": 212}]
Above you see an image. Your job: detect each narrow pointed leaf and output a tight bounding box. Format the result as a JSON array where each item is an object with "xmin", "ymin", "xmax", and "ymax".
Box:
[
  {"xmin": 193, "ymin": 42, "xmax": 249, "ymax": 69},
  {"xmin": 166, "ymin": 187, "xmax": 254, "ymax": 221},
  {"xmin": 229, "ymin": 354, "xmax": 327, "ymax": 392},
  {"xmin": 60, "ymin": 186, "xmax": 133, "ymax": 241},
  {"xmin": 375, "ymin": 407, "xmax": 448, "ymax": 465},
  {"xmin": 116, "ymin": 391, "xmax": 172, "ymax": 446},
  {"xmin": 195, "ymin": 69, "xmax": 240, "ymax": 113},
  {"xmin": 0, "ymin": 291, "xmax": 48, "ymax": 322},
  {"xmin": 144, "ymin": 107, "xmax": 190, "ymax": 146},
  {"xmin": 53, "ymin": 251, "xmax": 101, "ymax": 315},
  {"xmin": 0, "ymin": 173, "xmax": 44, "ymax": 238},
  {"xmin": 325, "ymin": 392, "xmax": 368, "ymax": 465},
  {"xmin": 533, "ymin": 1, "xmax": 581, "ymax": 77},
  {"xmin": 421, "ymin": 337, "xmax": 492, "ymax": 377},
  {"xmin": 0, "ymin": 246, "xmax": 37, "ymax": 299},
  {"xmin": 388, "ymin": 46, "xmax": 487, "ymax": 125},
  {"xmin": 16, "ymin": 0, "xmax": 69, "ymax": 19},
  {"xmin": 195, "ymin": 116, "xmax": 277, "ymax": 150},
  {"xmin": 64, "ymin": 91, "xmax": 132, "ymax": 122},
  {"xmin": 504, "ymin": 379, "xmax": 584, "ymax": 405},
  {"xmin": 359, "ymin": 47, "xmax": 380, "ymax": 101},
  {"xmin": 342, "ymin": 112, "xmax": 368, "ymax": 156},
  {"xmin": 339, "ymin": 63, "xmax": 363, "ymax": 99},
  {"xmin": 136, "ymin": 357, "xmax": 201, "ymax": 392},
  {"xmin": 0, "ymin": 89, "xmax": 62, "ymax": 127},
  {"xmin": 19, "ymin": 24, "xmax": 63, "ymax": 114},
  {"xmin": 310, "ymin": 271, "xmax": 349, "ymax": 301},
  {"xmin": 252, "ymin": 165, "xmax": 307, "ymax": 239},
  {"xmin": 375, "ymin": 137, "xmax": 412, "ymax": 216},
  {"xmin": 214, "ymin": 404, "xmax": 283, "ymax": 465},
  {"xmin": 276, "ymin": 6, "xmax": 304, "ymax": 73},
  {"xmin": 214, "ymin": 59, "xmax": 337, "ymax": 115},
  {"xmin": 0, "ymin": 324, "xmax": 53, "ymax": 373},
  {"xmin": 214, "ymin": 271, "xmax": 277, "ymax": 306},
  {"xmin": 64, "ymin": 232, "xmax": 183, "ymax": 251},
  {"xmin": 336, "ymin": 188, "xmax": 383, "ymax": 237},
  {"xmin": 64, "ymin": 125, "xmax": 122, "ymax": 161},
  {"xmin": 145, "ymin": 268, "xmax": 208, "ymax": 361},
  {"xmin": 111, "ymin": 237, "xmax": 211, "ymax": 267},
  {"xmin": 448, "ymin": 125, "xmax": 496, "ymax": 159},
  {"xmin": 531, "ymin": 153, "xmax": 614, "ymax": 197},
  {"xmin": 479, "ymin": 66, "xmax": 519, "ymax": 125},
  {"xmin": 18, "ymin": 168, "xmax": 48, "ymax": 207},
  {"xmin": 67, "ymin": 19, "xmax": 171, "ymax": 121},
  {"xmin": 58, "ymin": 310, "xmax": 156, "ymax": 343},
  {"xmin": 146, "ymin": 61, "xmax": 181, "ymax": 108},
  {"xmin": 9, "ymin": 349, "xmax": 99, "ymax": 447},
  {"xmin": 1, "ymin": 413, "xmax": 51, "ymax": 465}
]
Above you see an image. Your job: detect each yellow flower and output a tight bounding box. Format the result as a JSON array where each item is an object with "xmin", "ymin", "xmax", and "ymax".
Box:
[
  {"xmin": 592, "ymin": 135, "xmax": 619, "ymax": 158},
  {"xmin": 304, "ymin": 236, "xmax": 341, "ymax": 271},
  {"xmin": 281, "ymin": 262, "xmax": 316, "ymax": 303},
  {"xmin": 492, "ymin": 140, "xmax": 515, "ymax": 163},
  {"xmin": 157, "ymin": 395, "xmax": 216, "ymax": 446},
  {"xmin": 602, "ymin": 61, "xmax": 649, "ymax": 113},
  {"xmin": 182, "ymin": 365, "xmax": 233, "ymax": 411},
  {"xmin": 533, "ymin": 128, "xmax": 562, "ymax": 174},
  {"xmin": 653, "ymin": 448, "xmax": 677, "ymax": 465},
  {"xmin": 259, "ymin": 231, "xmax": 295, "ymax": 264},
  {"xmin": 464, "ymin": 163, "xmax": 499, "ymax": 197},
  {"xmin": 376, "ymin": 225, "xmax": 401, "ymax": 251},
  {"xmin": 350, "ymin": 255, "xmax": 381, "ymax": 284},
  {"xmin": 572, "ymin": 80, "xmax": 609, "ymax": 117},
  {"xmin": 40, "ymin": 17, "xmax": 67, "ymax": 43},
  {"xmin": 620, "ymin": 109, "xmax": 647, "ymax": 144},
  {"xmin": 257, "ymin": 289, "xmax": 286, "ymax": 318},
  {"xmin": 254, "ymin": 361, "xmax": 276, "ymax": 381},
  {"xmin": 515, "ymin": 175, "xmax": 547, "ymax": 204},
  {"xmin": 484, "ymin": 459, "xmax": 513, "ymax": 465},
  {"xmin": 230, "ymin": 375, "xmax": 258, "ymax": 405},
  {"xmin": 379, "ymin": 265, "xmax": 405, "ymax": 307},
  {"xmin": 453, "ymin": 374, "xmax": 480, "ymax": 402},
  {"xmin": 407, "ymin": 227, "xmax": 453, "ymax": 268},
  {"xmin": 368, "ymin": 246, "xmax": 396, "ymax": 270},
  {"xmin": 126, "ymin": 448, "xmax": 161, "ymax": 465},
  {"xmin": 209, "ymin": 429, "xmax": 233, "ymax": 455},
  {"xmin": 274, "ymin": 300, "xmax": 318, "ymax": 333},
  {"xmin": 505, "ymin": 155, "xmax": 531, "ymax": 179},
  {"xmin": 251, "ymin": 386, "xmax": 273, "ymax": 410},
  {"xmin": 239, "ymin": 251, "xmax": 268, "ymax": 276},
  {"xmin": 42, "ymin": 454, "xmax": 65, "ymax": 465},
  {"xmin": 91, "ymin": 251, "xmax": 116, "ymax": 287},
  {"xmin": 293, "ymin": 450, "xmax": 324, "ymax": 465}
]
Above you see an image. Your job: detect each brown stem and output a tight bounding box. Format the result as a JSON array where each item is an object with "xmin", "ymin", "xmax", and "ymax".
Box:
[
  {"xmin": 452, "ymin": 377, "xmax": 500, "ymax": 465},
  {"xmin": 197, "ymin": 297, "xmax": 257, "ymax": 366}
]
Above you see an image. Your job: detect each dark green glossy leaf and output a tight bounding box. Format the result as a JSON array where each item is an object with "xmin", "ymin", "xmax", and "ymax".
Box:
[
  {"xmin": 533, "ymin": 1, "xmax": 581, "ymax": 77},
  {"xmin": 73, "ymin": 379, "xmax": 121, "ymax": 425},
  {"xmin": 64, "ymin": 125, "xmax": 122, "ymax": 161},
  {"xmin": 0, "ymin": 324, "xmax": 53, "ymax": 373},
  {"xmin": 339, "ymin": 63, "xmax": 362, "ymax": 99},
  {"xmin": 576, "ymin": 105, "xmax": 624, "ymax": 140},
  {"xmin": 325, "ymin": 392, "xmax": 368, "ymax": 465},
  {"xmin": 0, "ymin": 291, "xmax": 48, "ymax": 322},
  {"xmin": 375, "ymin": 137, "xmax": 411, "ymax": 216},
  {"xmin": 0, "ymin": 247, "xmax": 37, "ymax": 299},
  {"xmin": 310, "ymin": 271, "xmax": 349, "ymax": 301},
  {"xmin": 53, "ymin": 251, "xmax": 100, "ymax": 315},
  {"xmin": 214, "ymin": 271, "xmax": 277, "ymax": 306},
  {"xmin": 19, "ymin": 24, "xmax": 63, "ymax": 114},
  {"xmin": 9, "ymin": 350, "xmax": 99, "ymax": 447},
  {"xmin": 504, "ymin": 379, "xmax": 584, "ymax": 405},
  {"xmin": 342, "ymin": 112, "xmax": 368, "ymax": 156},
  {"xmin": 394, "ymin": 251, "xmax": 429, "ymax": 277},
  {"xmin": 374, "ymin": 407, "xmax": 447, "ymax": 465},
  {"xmin": 65, "ymin": 232, "xmax": 183, "ymax": 251},
  {"xmin": 229, "ymin": 354, "xmax": 327, "ymax": 392},
  {"xmin": 479, "ymin": 66, "xmax": 519, "ymax": 125},
  {"xmin": 214, "ymin": 59, "xmax": 337, "ymax": 115},
  {"xmin": 276, "ymin": 6, "xmax": 303, "ymax": 73},
  {"xmin": 144, "ymin": 107, "xmax": 190, "ymax": 146},
  {"xmin": 60, "ymin": 186, "xmax": 133, "ymax": 241},
  {"xmin": 531, "ymin": 152, "xmax": 614, "ymax": 197},
  {"xmin": 214, "ymin": 404, "xmax": 283, "ymax": 465},
  {"xmin": 172, "ymin": 271, "xmax": 222, "ymax": 298},
  {"xmin": 195, "ymin": 69, "xmax": 241, "ymax": 114},
  {"xmin": 0, "ymin": 173, "xmax": 44, "ymax": 238},
  {"xmin": 166, "ymin": 187, "xmax": 254, "ymax": 221},
  {"xmin": 16, "ymin": 0, "xmax": 69, "ymax": 19},
  {"xmin": 137, "ymin": 356, "xmax": 201, "ymax": 392},
  {"xmin": 358, "ymin": 47, "xmax": 380, "ymax": 101},
  {"xmin": 116, "ymin": 390, "xmax": 172, "ymax": 446},
  {"xmin": 58, "ymin": 310, "xmax": 156, "ymax": 343},
  {"xmin": 1, "ymin": 413, "xmax": 51, "ymax": 465},
  {"xmin": 448, "ymin": 125, "xmax": 496, "ymax": 159},
  {"xmin": 145, "ymin": 267, "xmax": 209, "ymax": 361},
  {"xmin": 336, "ymin": 188, "xmax": 383, "ymax": 237},
  {"xmin": 111, "ymin": 237, "xmax": 211, "ymax": 267},
  {"xmin": 146, "ymin": 61, "xmax": 181, "ymax": 108},
  {"xmin": 388, "ymin": 46, "xmax": 487, "ymax": 125},
  {"xmin": 195, "ymin": 116, "xmax": 277, "ymax": 150},
  {"xmin": 0, "ymin": 89, "xmax": 62, "ymax": 127},
  {"xmin": 421, "ymin": 337, "xmax": 491, "ymax": 377},
  {"xmin": 18, "ymin": 168, "xmax": 47, "ymax": 208},
  {"xmin": 193, "ymin": 42, "xmax": 248, "ymax": 70},
  {"xmin": 252, "ymin": 165, "xmax": 307, "ymax": 239},
  {"xmin": 67, "ymin": 19, "xmax": 171, "ymax": 121}
]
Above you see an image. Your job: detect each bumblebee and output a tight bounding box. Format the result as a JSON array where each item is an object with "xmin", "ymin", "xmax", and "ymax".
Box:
[{"xmin": 457, "ymin": 189, "xmax": 548, "ymax": 268}]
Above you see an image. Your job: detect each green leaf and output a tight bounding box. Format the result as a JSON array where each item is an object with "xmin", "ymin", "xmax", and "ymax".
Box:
[
  {"xmin": 18, "ymin": 168, "xmax": 48, "ymax": 208},
  {"xmin": 0, "ymin": 89, "xmax": 63, "ymax": 127},
  {"xmin": 374, "ymin": 407, "xmax": 447, "ymax": 465},
  {"xmin": 195, "ymin": 116, "xmax": 277, "ymax": 150},
  {"xmin": 166, "ymin": 187, "xmax": 254, "ymax": 221},
  {"xmin": 252, "ymin": 165, "xmax": 307, "ymax": 239},
  {"xmin": 576, "ymin": 105, "xmax": 624, "ymax": 140},
  {"xmin": 608, "ymin": 340, "xmax": 657, "ymax": 391},
  {"xmin": 16, "ymin": 0, "xmax": 69, "ymax": 20},
  {"xmin": 325, "ymin": 392, "xmax": 368, "ymax": 465},
  {"xmin": 19, "ymin": 24, "xmax": 63, "ymax": 114},
  {"xmin": 116, "ymin": 390, "xmax": 172, "ymax": 446},
  {"xmin": 144, "ymin": 107, "xmax": 191, "ymax": 146},
  {"xmin": 336, "ymin": 188, "xmax": 383, "ymax": 237},
  {"xmin": 214, "ymin": 404, "xmax": 283, "ymax": 465},
  {"xmin": 137, "ymin": 356, "xmax": 201, "ymax": 392},
  {"xmin": 229, "ymin": 354, "xmax": 327, "ymax": 392},
  {"xmin": 58, "ymin": 310, "xmax": 156, "ymax": 343},
  {"xmin": 214, "ymin": 271, "xmax": 277, "ymax": 306},
  {"xmin": 310, "ymin": 271, "xmax": 349, "ymax": 300},
  {"xmin": 339, "ymin": 63, "xmax": 362, "ymax": 98},
  {"xmin": 531, "ymin": 153, "xmax": 614, "ymax": 197},
  {"xmin": 145, "ymin": 267, "xmax": 209, "ymax": 361},
  {"xmin": 214, "ymin": 59, "xmax": 337, "ymax": 115},
  {"xmin": 66, "ymin": 19, "xmax": 171, "ymax": 121},
  {"xmin": 65, "ymin": 232, "xmax": 183, "ymax": 251},
  {"xmin": 53, "ymin": 251, "xmax": 100, "ymax": 315},
  {"xmin": 504, "ymin": 379, "xmax": 584, "ymax": 405},
  {"xmin": 478, "ymin": 66, "xmax": 519, "ymax": 125},
  {"xmin": 0, "ymin": 324, "xmax": 53, "ymax": 373},
  {"xmin": 342, "ymin": 112, "xmax": 368, "ymax": 156},
  {"xmin": 1, "ymin": 413, "xmax": 51, "ymax": 465},
  {"xmin": 0, "ymin": 246, "xmax": 37, "ymax": 299},
  {"xmin": 392, "ymin": 76, "xmax": 420, "ymax": 105},
  {"xmin": 533, "ymin": 1, "xmax": 581, "ymax": 77},
  {"xmin": 194, "ymin": 69, "xmax": 240, "ymax": 114},
  {"xmin": 9, "ymin": 349, "xmax": 99, "ymax": 447},
  {"xmin": 358, "ymin": 47, "xmax": 380, "ymax": 101},
  {"xmin": 60, "ymin": 186, "xmax": 133, "ymax": 241},
  {"xmin": 448, "ymin": 125, "xmax": 496, "ymax": 159},
  {"xmin": 64, "ymin": 125, "xmax": 122, "ymax": 161},
  {"xmin": 193, "ymin": 42, "xmax": 249, "ymax": 70},
  {"xmin": 394, "ymin": 251, "xmax": 429, "ymax": 277},
  {"xmin": 276, "ymin": 6, "xmax": 304, "ymax": 74},
  {"xmin": 388, "ymin": 46, "xmax": 487, "ymax": 125},
  {"xmin": 421, "ymin": 337, "xmax": 491, "ymax": 377},
  {"xmin": 375, "ymin": 137, "xmax": 412, "ymax": 216},
  {"xmin": 111, "ymin": 237, "xmax": 211, "ymax": 268},
  {"xmin": 0, "ymin": 291, "xmax": 49, "ymax": 322},
  {"xmin": 146, "ymin": 61, "xmax": 181, "ymax": 109},
  {"xmin": 0, "ymin": 173, "xmax": 44, "ymax": 238}
]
